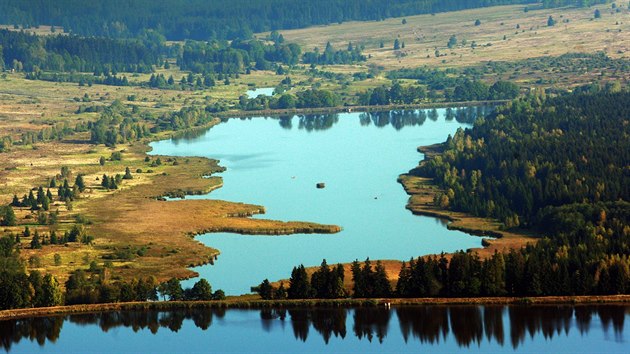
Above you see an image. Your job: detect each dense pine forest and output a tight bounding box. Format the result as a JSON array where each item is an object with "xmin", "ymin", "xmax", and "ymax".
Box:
[
  {"xmin": 0, "ymin": 0, "xmax": 545, "ymax": 41},
  {"xmin": 419, "ymin": 90, "xmax": 629, "ymax": 227},
  {"xmin": 0, "ymin": 29, "xmax": 160, "ymax": 73}
]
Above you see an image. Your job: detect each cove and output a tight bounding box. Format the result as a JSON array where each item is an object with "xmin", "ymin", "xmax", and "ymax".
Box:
[
  {"xmin": 150, "ymin": 107, "xmax": 492, "ymax": 294},
  {"xmin": 3, "ymin": 305, "xmax": 629, "ymax": 353}
]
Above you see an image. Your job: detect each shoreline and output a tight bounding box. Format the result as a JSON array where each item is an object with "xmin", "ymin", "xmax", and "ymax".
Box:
[
  {"xmin": 2, "ymin": 295, "xmax": 630, "ymax": 321},
  {"xmin": 397, "ymin": 143, "xmax": 539, "ymax": 258}
]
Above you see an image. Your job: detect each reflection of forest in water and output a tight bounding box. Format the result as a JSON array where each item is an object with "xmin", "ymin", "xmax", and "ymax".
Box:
[
  {"xmin": 170, "ymin": 106, "xmax": 494, "ymax": 144},
  {"xmin": 2, "ymin": 305, "xmax": 627, "ymax": 351}
]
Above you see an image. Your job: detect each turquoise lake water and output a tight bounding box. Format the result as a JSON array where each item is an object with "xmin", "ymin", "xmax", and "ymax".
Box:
[{"xmin": 150, "ymin": 108, "xmax": 491, "ymax": 294}]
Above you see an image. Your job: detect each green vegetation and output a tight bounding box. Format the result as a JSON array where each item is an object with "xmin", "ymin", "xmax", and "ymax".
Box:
[
  {"xmin": 179, "ymin": 38, "xmax": 301, "ymax": 74},
  {"xmin": 65, "ymin": 269, "xmax": 224, "ymax": 305},
  {"xmin": 419, "ymin": 90, "xmax": 629, "ymax": 226},
  {"xmin": 0, "ymin": 0, "xmax": 540, "ymax": 41},
  {"xmin": 0, "ymin": 0, "xmax": 628, "ymax": 308},
  {"xmin": 0, "ymin": 236, "xmax": 63, "ymax": 309},
  {"xmin": 0, "ymin": 29, "xmax": 159, "ymax": 73},
  {"xmin": 303, "ymin": 42, "xmax": 365, "ymax": 65}
]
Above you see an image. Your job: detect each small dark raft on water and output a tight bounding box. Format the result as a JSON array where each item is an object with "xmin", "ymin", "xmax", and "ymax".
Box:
[{"xmin": 316, "ymin": 182, "xmax": 326, "ymax": 189}]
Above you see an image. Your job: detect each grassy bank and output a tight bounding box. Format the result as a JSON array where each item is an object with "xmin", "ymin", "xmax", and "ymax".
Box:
[{"xmin": 2, "ymin": 295, "xmax": 630, "ymax": 321}]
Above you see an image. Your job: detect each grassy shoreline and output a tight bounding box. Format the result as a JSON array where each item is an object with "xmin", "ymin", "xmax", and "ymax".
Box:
[{"xmin": 2, "ymin": 295, "xmax": 630, "ymax": 321}]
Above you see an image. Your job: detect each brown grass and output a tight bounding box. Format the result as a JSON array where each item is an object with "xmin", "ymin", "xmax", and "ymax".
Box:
[{"xmin": 272, "ymin": 4, "xmax": 629, "ymax": 71}]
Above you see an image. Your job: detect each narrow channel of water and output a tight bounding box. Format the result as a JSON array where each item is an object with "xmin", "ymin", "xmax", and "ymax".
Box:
[
  {"xmin": 150, "ymin": 107, "xmax": 491, "ymax": 294},
  {"xmin": 3, "ymin": 305, "xmax": 628, "ymax": 353}
]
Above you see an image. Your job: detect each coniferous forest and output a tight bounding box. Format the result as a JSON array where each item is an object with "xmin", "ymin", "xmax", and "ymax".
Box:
[{"xmin": 0, "ymin": 0, "xmax": 540, "ymax": 40}]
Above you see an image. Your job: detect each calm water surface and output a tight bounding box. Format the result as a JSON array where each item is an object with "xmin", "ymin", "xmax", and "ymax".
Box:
[
  {"xmin": 150, "ymin": 108, "xmax": 490, "ymax": 294},
  {"xmin": 3, "ymin": 305, "xmax": 629, "ymax": 353},
  {"xmin": 246, "ymin": 87, "xmax": 275, "ymax": 98}
]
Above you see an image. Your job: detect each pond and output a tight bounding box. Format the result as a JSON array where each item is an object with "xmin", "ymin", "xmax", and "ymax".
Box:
[
  {"xmin": 149, "ymin": 107, "xmax": 492, "ymax": 295},
  {"xmin": 245, "ymin": 87, "xmax": 275, "ymax": 98},
  {"xmin": 3, "ymin": 305, "xmax": 629, "ymax": 353}
]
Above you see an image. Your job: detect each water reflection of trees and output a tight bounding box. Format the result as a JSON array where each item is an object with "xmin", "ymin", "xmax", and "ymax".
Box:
[
  {"xmin": 169, "ymin": 106, "xmax": 496, "ymax": 140},
  {"xmin": 0, "ymin": 316, "xmax": 64, "ymax": 352},
  {"xmin": 1, "ymin": 305, "xmax": 628, "ymax": 351},
  {"xmin": 352, "ymin": 307, "xmax": 390, "ymax": 343},
  {"xmin": 397, "ymin": 306, "xmax": 449, "ymax": 344},
  {"xmin": 272, "ymin": 106, "xmax": 495, "ymax": 131},
  {"xmin": 297, "ymin": 114, "xmax": 339, "ymax": 131}
]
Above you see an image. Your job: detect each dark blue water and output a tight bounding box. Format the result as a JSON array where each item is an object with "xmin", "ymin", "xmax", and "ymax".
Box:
[
  {"xmin": 3, "ymin": 305, "xmax": 628, "ymax": 353},
  {"xmin": 150, "ymin": 108, "xmax": 491, "ymax": 294}
]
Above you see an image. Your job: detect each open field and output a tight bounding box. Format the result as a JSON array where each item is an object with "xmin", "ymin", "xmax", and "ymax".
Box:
[{"xmin": 274, "ymin": 4, "xmax": 629, "ymax": 70}]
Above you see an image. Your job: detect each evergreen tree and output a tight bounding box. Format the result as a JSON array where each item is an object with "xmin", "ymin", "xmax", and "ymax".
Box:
[
  {"xmin": 288, "ymin": 264, "xmax": 311, "ymax": 299},
  {"xmin": 123, "ymin": 167, "xmax": 133, "ymax": 180},
  {"xmin": 40, "ymin": 274, "xmax": 63, "ymax": 307},
  {"xmin": 101, "ymin": 175, "xmax": 110, "ymax": 188},
  {"xmin": 189, "ymin": 279, "xmax": 213, "ymax": 300},
  {"xmin": 257, "ymin": 279, "xmax": 274, "ymax": 300},
  {"xmin": 30, "ymin": 230, "xmax": 42, "ymax": 249},
  {"xmin": 1, "ymin": 206, "xmax": 16, "ymax": 226},
  {"xmin": 158, "ymin": 278, "xmax": 184, "ymax": 301},
  {"xmin": 28, "ymin": 190, "xmax": 37, "ymax": 210},
  {"xmin": 393, "ymin": 39, "xmax": 401, "ymax": 50},
  {"xmin": 75, "ymin": 175, "xmax": 85, "ymax": 192},
  {"xmin": 373, "ymin": 261, "xmax": 391, "ymax": 297},
  {"xmin": 274, "ymin": 282, "xmax": 288, "ymax": 299},
  {"xmin": 11, "ymin": 194, "xmax": 20, "ymax": 207}
]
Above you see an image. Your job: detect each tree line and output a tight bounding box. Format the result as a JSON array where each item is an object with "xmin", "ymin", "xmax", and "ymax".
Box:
[
  {"xmin": 65, "ymin": 267, "xmax": 225, "ymax": 305},
  {"xmin": 238, "ymin": 88, "xmax": 341, "ymax": 111},
  {"xmin": 303, "ymin": 42, "xmax": 366, "ymax": 65},
  {"xmin": 0, "ymin": 236, "xmax": 63, "ymax": 310},
  {"xmin": 258, "ymin": 202, "xmax": 629, "ymax": 299},
  {"xmin": 0, "ymin": 231, "xmax": 225, "ymax": 309},
  {"xmin": 178, "ymin": 38, "xmax": 301, "ymax": 75},
  {"xmin": 0, "ymin": 29, "xmax": 158, "ymax": 73},
  {"xmin": 386, "ymin": 66, "xmax": 522, "ymax": 103}
]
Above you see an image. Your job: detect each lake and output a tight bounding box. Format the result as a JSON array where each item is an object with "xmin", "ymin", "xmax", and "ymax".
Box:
[
  {"xmin": 150, "ymin": 107, "xmax": 493, "ymax": 294},
  {"xmin": 3, "ymin": 305, "xmax": 629, "ymax": 353}
]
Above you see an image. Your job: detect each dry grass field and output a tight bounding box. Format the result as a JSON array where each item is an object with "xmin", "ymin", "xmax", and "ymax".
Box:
[
  {"xmin": 0, "ymin": 74, "xmax": 340, "ymax": 285},
  {"xmin": 274, "ymin": 4, "xmax": 629, "ymax": 70}
]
